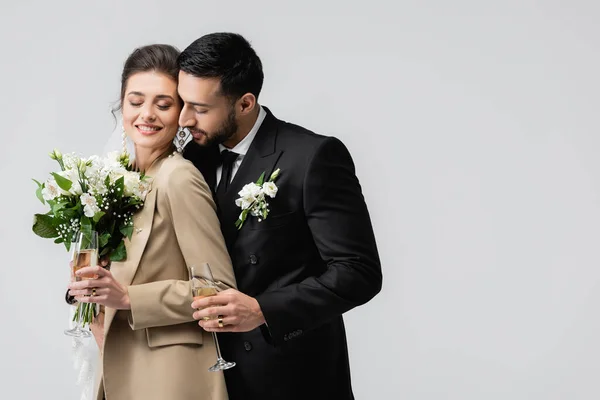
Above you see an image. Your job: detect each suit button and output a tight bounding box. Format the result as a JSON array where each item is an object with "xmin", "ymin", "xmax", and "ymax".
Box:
[
  {"xmin": 244, "ymin": 341, "xmax": 252, "ymax": 351},
  {"xmin": 249, "ymin": 254, "xmax": 258, "ymax": 265}
]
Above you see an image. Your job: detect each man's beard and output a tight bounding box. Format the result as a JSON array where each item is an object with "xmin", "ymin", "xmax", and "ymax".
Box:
[{"xmin": 197, "ymin": 106, "xmax": 238, "ymax": 147}]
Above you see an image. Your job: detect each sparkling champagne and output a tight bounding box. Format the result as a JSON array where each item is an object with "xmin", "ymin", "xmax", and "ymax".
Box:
[
  {"xmin": 72, "ymin": 249, "xmax": 98, "ymax": 280},
  {"xmin": 192, "ymin": 286, "xmax": 217, "ymax": 300}
]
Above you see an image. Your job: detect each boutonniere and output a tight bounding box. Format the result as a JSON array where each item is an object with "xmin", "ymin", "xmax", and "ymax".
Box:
[{"xmin": 235, "ymin": 168, "xmax": 281, "ymax": 230}]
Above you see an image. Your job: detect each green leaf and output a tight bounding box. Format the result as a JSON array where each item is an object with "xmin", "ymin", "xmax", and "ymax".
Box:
[
  {"xmin": 120, "ymin": 224, "xmax": 134, "ymax": 241},
  {"xmin": 61, "ymin": 209, "xmax": 78, "ymax": 221},
  {"xmin": 54, "ymin": 237, "xmax": 64, "ymax": 244},
  {"xmin": 100, "ymin": 247, "xmax": 111, "ymax": 257},
  {"xmin": 51, "ymin": 201, "xmax": 68, "ymax": 214},
  {"xmin": 114, "ymin": 176, "xmax": 125, "ymax": 199},
  {"xmin": 99, "ymin": 233, "xmax": 111, "ymax": 248},
  {"xmin": 110, "ymin": 240, "xmax": 127, "ymax": 261},
  {"xmin": 51, "ymin": 172, "xmax": 72, "ymax": 192},
  {"xmin": 256, "ymin": 171, "xmax": 266, "ymax": 186},
  {"xmin": 80, "ymin": 216, "xmax": 93, "ymax": 246},
  {"xmin": 93, "ymin": 211, "xmax": 105, "ymax": 223},
  {"xmin": 73, "ymin": 303, "xmax": 96, "ymax": 327},
  {"xmin": 81, "ymin": 215, "xmax": 92, "ymax": 231},
  {"xmin": 32, "ymin": 214, "xmax": 58, "ymax": 238},
  {"xmin": 32, "ymin": 179, "xmax": 45, "ymax": 205},
  {"xmin": 235, "ymin": 209, "xmax": 250, "ymax": 230}
]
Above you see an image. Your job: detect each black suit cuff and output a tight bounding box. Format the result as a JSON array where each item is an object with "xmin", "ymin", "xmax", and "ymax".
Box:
[{"xmin": 65, "ymin": 289, "xmax": 76, "ymax": 305}]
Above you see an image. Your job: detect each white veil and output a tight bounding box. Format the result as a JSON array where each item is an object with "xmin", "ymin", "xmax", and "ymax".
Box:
[
  {"xmin": 103, "ymin": 118, "xmax": 137, "ymax": 159},
  {"xmin": 68, "ymin": 307, "xmax": 99, "ymax": 400}
]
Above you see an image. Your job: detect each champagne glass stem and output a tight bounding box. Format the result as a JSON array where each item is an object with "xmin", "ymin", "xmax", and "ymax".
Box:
[
  {"xmin": 212, "ymin": 332, "xmax": 224, "ymax": 361},
  {"xmin": 75, "ymin": 303, "xmax": 85, "ymax": 332}
]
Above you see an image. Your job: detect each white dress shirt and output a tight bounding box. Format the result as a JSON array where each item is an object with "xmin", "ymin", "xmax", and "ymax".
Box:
[{"xmin": 216, "ymin": 105, "xmax": 267, "ymax": 186}]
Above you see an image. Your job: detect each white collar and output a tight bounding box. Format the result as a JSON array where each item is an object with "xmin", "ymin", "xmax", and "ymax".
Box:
[{"xmin": 219, "ymin": 105, "xmax": 266, "ymax": 155}]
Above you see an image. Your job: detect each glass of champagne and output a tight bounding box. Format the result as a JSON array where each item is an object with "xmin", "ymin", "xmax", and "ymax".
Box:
[
  {"xmin": 190, "ymin": 263, "xmax": 236, "ymax": 372},
  {"xmin": 64, "ymin": 230, "xmax": 98, "ymax": 338}
]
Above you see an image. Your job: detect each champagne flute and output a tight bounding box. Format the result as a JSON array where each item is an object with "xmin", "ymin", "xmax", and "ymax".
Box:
[
  {"xmin": 64, "ymin": 230, "xmax": 98, "ymax": 338},
  {"xmin": 190, "ymin": 263, "xmax": 236, "ymax": 372}
]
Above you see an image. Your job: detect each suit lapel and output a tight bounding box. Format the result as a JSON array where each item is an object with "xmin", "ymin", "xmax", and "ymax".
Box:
[{"xmin": 219, "ymin": 110, "xmax": 282, "ymax": 248}]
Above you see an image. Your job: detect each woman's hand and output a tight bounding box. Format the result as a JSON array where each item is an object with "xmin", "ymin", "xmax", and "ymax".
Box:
[
  {"xmin": 68, "ymin": 265, "xmax": 131, "ymax": 310},
  {"xmin": 90, "ymin": 309, "xmax": 105, "ymax": 350}
]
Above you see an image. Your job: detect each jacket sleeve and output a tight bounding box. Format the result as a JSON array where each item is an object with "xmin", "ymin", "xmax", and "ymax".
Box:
[
  {"xmin": 256, "ymin": 137, "xmax": 382, "ymax": 345},
  {"xmin": 127, "ymin": 161, "xmax": 236, "ymax": 330}
]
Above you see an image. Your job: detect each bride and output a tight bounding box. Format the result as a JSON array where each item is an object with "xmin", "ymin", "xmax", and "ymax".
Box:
[{"xmin": 66, "ymin": 44, "xmax": 236, "ymax": 400}]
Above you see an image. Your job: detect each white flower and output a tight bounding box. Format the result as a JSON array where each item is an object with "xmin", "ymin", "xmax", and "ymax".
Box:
[
  {"xmin": 269, "ymin": 168, "xmax": 281, "ymax": 181},
  {"xmin": 62, "ymin": 153, "xmax": 80, "ymax": 170},
  {"xmin": 41, "ymin": 179, "xmax": 60, "ymax": 201},
  {"xmin": 262, "ymin": 182, "xmax": 278, "ymax": 198},
  {"xmin": 235, "ymin": 196, "xmax": 254, "ymax": 210},
  {"xmin": 135, "ymin": 178, "xmax": 152, "ymax": 201},
  {"xmin": 105, "ymin": 151, "xmax": 121, "ymax": 165},
  {"xmin": 122, "ymin": 171, "xmax": 140, "ymax": 197},
  {"xmin": 80, "ymin": 193, "xmax": 100, "ymax": 217},
  {"xmin": 250, "ymin": 204, "xmax": 262, "ymax": 217},
  {"xmin": 234, "ymin": 170, "xmax": 282, "ymax": 229},
  {"xmin": 238, "ymin": 183, "xmax": 262, "ymax": 201},
  {"xmin": 84, "ymin": 155, "xmax": 103, "ymax": 178},
  {"xmin": 58, "ymin": 169, "xmax": 82, "ymax": 195}
]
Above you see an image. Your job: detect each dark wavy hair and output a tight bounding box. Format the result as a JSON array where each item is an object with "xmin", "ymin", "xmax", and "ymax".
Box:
[
  {"xmin": 113, "ymin": 44, "xmax": 181, "ymax": 116},
  {"xmin": 178, "ymin": 32, "xmax": 263, "ymax": 101}
]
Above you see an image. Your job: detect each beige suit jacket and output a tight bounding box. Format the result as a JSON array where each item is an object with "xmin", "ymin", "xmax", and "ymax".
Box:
[{"xmin": 96, "ymin": 153, "xmax": 236, "ymax": 400}]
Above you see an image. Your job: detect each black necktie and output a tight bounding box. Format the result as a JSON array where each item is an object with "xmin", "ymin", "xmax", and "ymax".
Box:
[{"xmin": 216, "ymin": 150, "xmax": 239, "ymax": 200}]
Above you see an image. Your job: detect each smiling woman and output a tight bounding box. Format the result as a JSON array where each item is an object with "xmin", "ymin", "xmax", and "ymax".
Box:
[
  {"xmin": 65, "ymin": 44, "xmax": 237, "ymax": 400},
  {"xmin": 122, "ymin": 71, "xmax": 181, "ymax": 171},
  {"xmin": 117, "ymin": 45, "xmax": 183, "ymax": 172}
]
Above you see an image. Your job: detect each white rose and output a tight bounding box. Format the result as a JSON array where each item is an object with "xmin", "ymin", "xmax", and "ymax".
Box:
[
  {"xmin": 262, "ymin": 182, "xmax": 278, "ymax": 198},
  {"xmin": 238, "ymin": 183, "xmax": 262, "ymax": 201},
  {"xmin": 235, "ymin": 197, "xmax": 253, "ymax": 210},
  {"xmin": 122, "ymin": 171, "xmax": 139, "ymax": 197}
]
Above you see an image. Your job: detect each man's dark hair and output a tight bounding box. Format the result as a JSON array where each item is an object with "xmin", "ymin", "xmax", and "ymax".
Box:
[{"xmin": 178, "ymin": 32, "xmax": 264, "ymax": 101}]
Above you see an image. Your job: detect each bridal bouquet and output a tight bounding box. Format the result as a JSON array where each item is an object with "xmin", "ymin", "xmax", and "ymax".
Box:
[{"xmin": 32, "ymin": 149, "xmax": 151, "ymax": 325}]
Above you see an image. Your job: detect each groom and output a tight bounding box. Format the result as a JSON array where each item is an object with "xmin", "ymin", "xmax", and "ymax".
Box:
[{"xmin": 179, "ymin": 32, "xmax": 382, "ymax": 400}]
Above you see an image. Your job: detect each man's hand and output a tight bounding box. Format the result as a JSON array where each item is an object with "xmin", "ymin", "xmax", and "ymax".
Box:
[{"xmin": 192, "ymin": 289, "xmax": 265, "ymax": 332}]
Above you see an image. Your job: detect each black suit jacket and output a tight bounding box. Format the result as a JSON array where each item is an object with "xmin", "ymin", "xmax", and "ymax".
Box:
[{"xmin": 184, "ymin": 108, "xmax": 382, "ymax": 400}]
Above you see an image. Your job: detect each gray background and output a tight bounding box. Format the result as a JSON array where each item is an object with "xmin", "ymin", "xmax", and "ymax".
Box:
[{"xmin": 2, "ymin": 1, "xmax": 600, "ymax": 399}]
